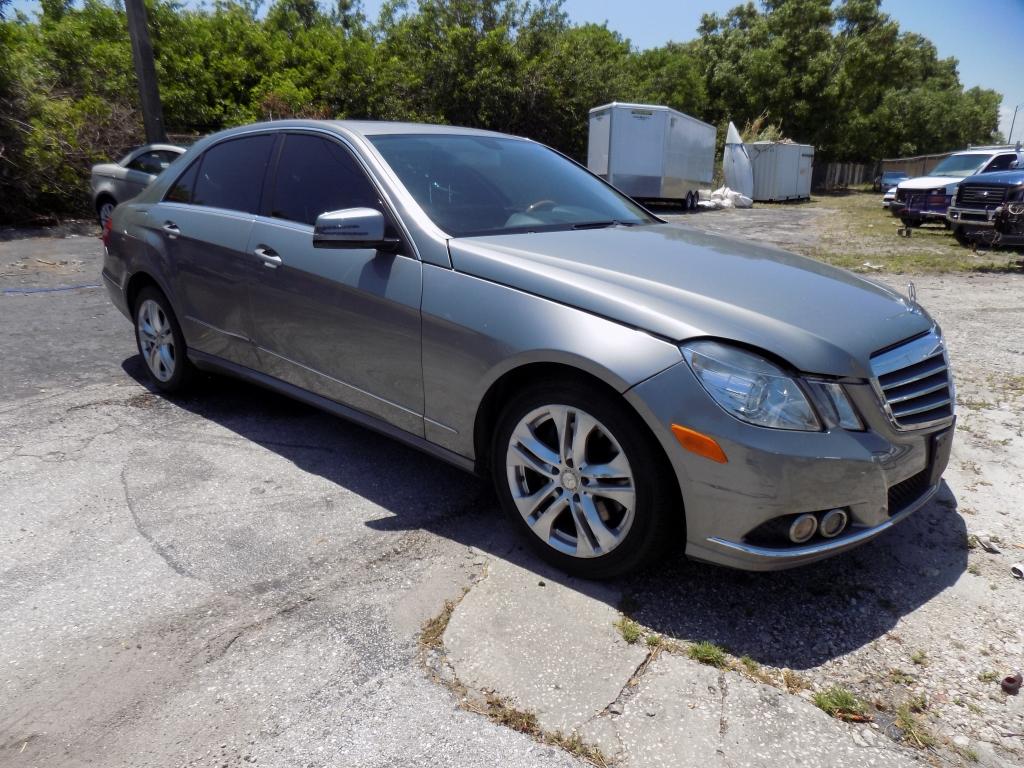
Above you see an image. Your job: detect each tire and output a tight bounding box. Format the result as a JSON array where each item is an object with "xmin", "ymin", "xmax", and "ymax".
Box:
[
  {"xmin": 133, "ymin": 286, "xmax": 195, "ymax": 394},
  {"xmin": 684, "ymin": 192, "xmax": 694, "ymax": 212},
  {"xmin": 96, "ymin": 196, "xmax": 116, "ymax": 228},
  {"xmin": 900, "ymin": 217, "xmax": 921, "ymax": 229},
  {"xmin": 491, "ymin": 381, "xmax": 678, "ymax": 579}
]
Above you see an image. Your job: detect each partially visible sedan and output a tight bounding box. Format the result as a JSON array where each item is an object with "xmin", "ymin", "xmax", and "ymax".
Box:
[
  {"xmin": 90, "ymin": 143, "xmax": 184, "ymax": 226},
  {"xmin": 101, "ymin": 120, "xmax": 956, "ymax": 578},
  {"xmin": 882, "ymin": 186, "xmax": 897, "ymax": 208}
]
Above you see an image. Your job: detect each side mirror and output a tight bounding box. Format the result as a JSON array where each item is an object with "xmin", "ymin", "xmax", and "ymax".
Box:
[{"xmin": 313, "ymin": 208, "xmax": 400, "ymax": 251}]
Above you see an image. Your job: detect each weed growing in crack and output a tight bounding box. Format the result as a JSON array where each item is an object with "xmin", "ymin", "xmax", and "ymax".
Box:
[
  {"xmin": 895, "ymin": 703, "xmax": 936, "ymax": 749},
  {"xmin": 688, "ymin": 641, "xmax": 726, "ymax": 668},
  {"xmin": 813, "ymin": 686, "xmax": 868, "ymax": 721},
  {"xmin": 420, "ymin": 599, "xmax": 456, "ymax": 650},
  {"xmin": 615, "ymin": 617, "xmax": 642, "ymax": 645}
]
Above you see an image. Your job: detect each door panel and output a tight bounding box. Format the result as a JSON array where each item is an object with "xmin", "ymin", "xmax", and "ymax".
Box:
[
  {"xmin": 246, "ymin": 218, "xmax": 424, "ymax": 435},
  {"xmin": 152, "ymin": 203, "xmax": 259, "ymax": 368}
]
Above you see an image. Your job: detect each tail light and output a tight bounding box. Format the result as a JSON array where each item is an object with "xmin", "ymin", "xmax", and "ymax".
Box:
[{"xmin": 101, "ymin": 216, "xmax": 113, "ymax": 247}]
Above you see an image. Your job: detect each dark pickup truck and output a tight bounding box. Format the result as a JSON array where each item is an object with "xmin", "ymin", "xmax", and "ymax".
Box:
[{"xmin": 946, "ymin": 170, "xmax": 1024, "ymax": 247}]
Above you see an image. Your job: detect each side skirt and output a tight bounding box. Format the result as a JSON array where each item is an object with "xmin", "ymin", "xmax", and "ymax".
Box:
[{"xmin": 188, "ymin": 349, "xmax": 478, "ymax": 475}]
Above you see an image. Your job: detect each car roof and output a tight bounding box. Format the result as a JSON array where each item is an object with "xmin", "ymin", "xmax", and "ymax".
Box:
[{"xmin": 209, "ymin": 119, "xmax": 523, "ymax": 142}]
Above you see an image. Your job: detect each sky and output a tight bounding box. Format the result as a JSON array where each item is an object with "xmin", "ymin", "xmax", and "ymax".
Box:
[{"xmin": 9, "ymin": 0, "xmax": 1024, "ymax": 142}]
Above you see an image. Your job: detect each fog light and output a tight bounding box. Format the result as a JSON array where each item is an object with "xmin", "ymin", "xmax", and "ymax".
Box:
[
  {"xmin": 819, "ymin": 508, "xmax": 848, "ymax": 538},
  {"xmin": 788, "ymin": 514, "xmax": 818, "ymax": 544}
]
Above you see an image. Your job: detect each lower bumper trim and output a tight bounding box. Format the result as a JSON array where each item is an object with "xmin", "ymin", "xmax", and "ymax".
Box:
[{"xmin": 704, "ymin": 482, "xmax": 939, "ymax": 566}]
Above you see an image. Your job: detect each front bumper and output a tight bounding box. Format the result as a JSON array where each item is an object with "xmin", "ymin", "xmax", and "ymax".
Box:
[
  {"xmin": 947, "ymin": 205, "xmax": 996, "ymax": 229},
  {"xmin": 625, "ymin": 361, "xmax": 955, "ymax": 571}
]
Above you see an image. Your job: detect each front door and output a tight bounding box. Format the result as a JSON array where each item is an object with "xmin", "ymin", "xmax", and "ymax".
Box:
[{"xmin": 245, "ymin": 132, "xmax": 424, "ymax": 437}]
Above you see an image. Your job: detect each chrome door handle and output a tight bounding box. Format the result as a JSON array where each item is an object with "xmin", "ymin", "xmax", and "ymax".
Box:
[
  {"xmin": 254, "ymin": 246, "xmax": 282, "ymax": 268},
  {"xmin": 161, "ymin": 222, "xmax": 180, "ymax": 239}
]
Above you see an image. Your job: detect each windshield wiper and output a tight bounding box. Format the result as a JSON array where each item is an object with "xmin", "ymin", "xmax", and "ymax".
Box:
[{"xmin": 571, "ymin": 220, "xmax": 637, "ymax": 230}]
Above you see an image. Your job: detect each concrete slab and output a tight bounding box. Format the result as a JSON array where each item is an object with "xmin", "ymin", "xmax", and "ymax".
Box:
[
  {"xmin": 446, "ymin": 558, "xmax": 922, "ymax": 768},
  {"xmin": 444, "ymin": 557, "xmax": 648, "ymax": 734}
]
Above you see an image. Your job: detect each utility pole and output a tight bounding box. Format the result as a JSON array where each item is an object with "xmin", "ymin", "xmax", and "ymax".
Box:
[
  {"xmin": 124, "ymin": 0, "xmax": 167, "ymax": 144},
  {"xmin": 1010, "ymin": 104, "xmax": 1022, "ymax": 145}
]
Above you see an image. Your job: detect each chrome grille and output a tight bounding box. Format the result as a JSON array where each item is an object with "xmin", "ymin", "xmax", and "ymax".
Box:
[
  {"xmin": 870, "ymin": 330, "xmax": 954, "ymax": 430},
  {"xmin": 957, "ymin": 185, "xmax": 1007, "ymax": 207}
]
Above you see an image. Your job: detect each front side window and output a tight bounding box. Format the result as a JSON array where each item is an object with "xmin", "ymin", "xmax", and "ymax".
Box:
[
  {"xmin": 984, "ymin": 154, "xmax": 1018, "ymax": 173},
  {"xmin": 368, "ymin": 134, "xmax": 657, "ymax": 237},
  {"xmin": 127, "ymin": 150, "xmax": 180, "ymax": 175},
  {"xmin": 192, "ymin": 134, "xmax": 276, "ymax": 214},
  {"xmin": 270, "ymin": 134, "xmax": 381, "ymax": 225}
]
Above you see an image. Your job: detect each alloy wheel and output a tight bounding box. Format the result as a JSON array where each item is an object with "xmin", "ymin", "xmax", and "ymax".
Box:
[
  {"xmin": 137, "ymin": 299, "xmax": 176, "ymax": 382},
  {"xmin": 505, "ymin": 404, "xmax": 636, "ymax": 558}
]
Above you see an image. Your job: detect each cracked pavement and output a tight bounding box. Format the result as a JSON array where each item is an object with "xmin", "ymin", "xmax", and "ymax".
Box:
[{"xmin": 2, "ymin": 225, "xmax": 1023, "ymax": 767}]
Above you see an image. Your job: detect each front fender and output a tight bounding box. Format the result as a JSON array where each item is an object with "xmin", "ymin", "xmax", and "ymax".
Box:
[{"xmin": 421, "ymin": 264, "xmax": 682, "ymax": 457}]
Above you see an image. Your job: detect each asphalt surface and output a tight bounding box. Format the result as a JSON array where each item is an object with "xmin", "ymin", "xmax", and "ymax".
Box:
[
  {"xmin": 0, "ymin": 230, "xmax": 582, "ymax": 766},
  {"xmin": 2, "ymin": 225, "xmax": 1021, "ymax": 767}
]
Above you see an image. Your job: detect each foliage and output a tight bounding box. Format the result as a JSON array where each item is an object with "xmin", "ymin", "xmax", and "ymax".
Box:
[{"xmin": 0, "ymin": 0, "xmax": 1004, "ymax": 222}]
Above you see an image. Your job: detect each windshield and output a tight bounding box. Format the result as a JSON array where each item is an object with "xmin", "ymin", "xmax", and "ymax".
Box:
[
  {"xmin": 929, "ymin": 154, "xmax": 988, "ymax": 177},
  {"xmin": 368, "ymin": 134, "xmax": 657, "ymax": 237}
]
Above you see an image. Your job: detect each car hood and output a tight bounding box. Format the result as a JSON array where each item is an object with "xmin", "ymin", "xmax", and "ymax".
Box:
[
  {"xmin": 897, "ymin": 175, "xmax": 964, "ymax": 190},
  {"xmin": 448, "ymin": 224, "xmax": 933, "ymax": 379}
]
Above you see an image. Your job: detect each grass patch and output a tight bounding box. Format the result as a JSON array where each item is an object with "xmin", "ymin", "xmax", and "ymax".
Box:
[
  {"xmin": 977, "ymin": 670, "xmax": 998, "ymax": 683},
  {"xmin": 896, "ymin": 703, "xmax": 936, "ymax": 749},
  {"xmin": 910, "ymin": 649, "xmax": 929, "ymax": 666},
  {"xmin": 889, "ymin": 668, "xmax": 915, "ymax": 686},
  {"xmin": 688, "ymin": 641, "xmax": 727, "ymax": 668},
  {"xmin": 968, "ymin": 563, "xmax": 981, "ymax": 576},
  {"xmin": 615, "ymin": 617, "xmax": 642, "ymax": 645},
  {"xmin": 801, "ymin": 191, "xmax": 1024, "ymax": 274},
  {"xmin": 813, "ymin": 686, "xmax": 868, "ymax": 721},
  {"xmin": 645, "ymin": 633, "xmax": 663, "ymax": 648}
]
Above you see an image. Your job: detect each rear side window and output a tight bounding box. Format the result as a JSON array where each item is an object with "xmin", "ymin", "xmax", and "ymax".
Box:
[
  {"xmin": 165, "ymin": 160, "xmax": 199, "ymax": 203},
  {"xmin": 127, "ymin": 150, "xmax": 180, "ymax": 174},
  {"xmin": 193, "ymin": 135, "xmax": 276, "ymax": 214},
  {"xmin": 270, "ymin": 134, "xmax": 381, "ymax": 225}
]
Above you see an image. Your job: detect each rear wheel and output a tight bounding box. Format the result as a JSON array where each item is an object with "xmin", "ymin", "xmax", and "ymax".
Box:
[
  {"xmin": 492, "ymin": 382, "xmax": 677, "ymax": 578},
  {"xmin": 900, "ymin": 216, "xmax": 921, "ymax": 228},
  {"xmin": 133, "ymin": 286, "xmax": 195, "ymax": 393},
  {"xmin": 97, "ymin": 197, "xmax": 116, "ymax": 228}
]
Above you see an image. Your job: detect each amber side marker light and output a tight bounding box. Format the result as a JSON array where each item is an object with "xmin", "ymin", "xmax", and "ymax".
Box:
[{"xmin": 671, "ymin": 424, "xmax": 728, "ymax": 464}]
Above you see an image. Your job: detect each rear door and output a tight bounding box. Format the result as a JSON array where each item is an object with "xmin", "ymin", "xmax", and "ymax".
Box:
[
  {"xmin": 149, "ymin": 133, "xmax": 277, "ymax": 369},
  {"xmin": 245, "ymin": 131, "xmax": 424, "ymax": 436}
]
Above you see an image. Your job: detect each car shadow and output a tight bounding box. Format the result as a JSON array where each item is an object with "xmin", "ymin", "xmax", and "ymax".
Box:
[{"xmin": 121, "ymin": 356, "xmax": 967, "ymax": 671}]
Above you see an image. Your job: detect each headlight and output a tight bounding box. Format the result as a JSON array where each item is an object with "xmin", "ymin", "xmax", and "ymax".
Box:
[{"xmin": 681, "ymin": 341, "xmax": 820, "ymax": 431}]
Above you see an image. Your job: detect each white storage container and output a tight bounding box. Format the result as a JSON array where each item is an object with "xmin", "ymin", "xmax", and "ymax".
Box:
[
  {"xmin": 747, "ymin": 142, "xmax": 815, "ymax": 201},
  {"xmin": 587, "ymin": 102, "xmax": 716, "ymax": 206}
]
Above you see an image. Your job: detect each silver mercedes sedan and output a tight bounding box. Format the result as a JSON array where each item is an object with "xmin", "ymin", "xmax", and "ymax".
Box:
[{"xmin": 101, "ymin": 120, "xmax": 955, "ymax": 578}]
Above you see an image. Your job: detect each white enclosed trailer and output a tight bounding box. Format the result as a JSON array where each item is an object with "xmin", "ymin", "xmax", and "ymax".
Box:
[
  {"xmin": 587, "ymin": 102, "xmax": 716, "ymax": 208},
  {"xmin": 747, "ymin": 141, "xmax": 815, "ymax": 202}
]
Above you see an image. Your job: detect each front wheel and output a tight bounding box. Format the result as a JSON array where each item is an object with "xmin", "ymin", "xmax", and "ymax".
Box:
[
  {"xmin": 97, "ymin": 197, "xmax": 116, "ymax": 228},
  {"xmin": 492, "ymin": 382, "xmax": 677, "ymax": 578},
  {"xmin": 900, "ymin": 217, "xmax": 921, "ymax": 229},
  {"xmin": 133, "ymin": 286, "xmax": 195, "ymax": 393}
]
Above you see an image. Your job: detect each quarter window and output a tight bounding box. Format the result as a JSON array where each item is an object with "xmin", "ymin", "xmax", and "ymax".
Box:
[
  {"xmin": 192, "ymin": 135, "xmax": 276, "ymax": 214},
  {"xmin": 165, "ymin": 160, "xmax": 199, "ymax": 203},
  {"xmin": 270, "ymin": 134, "xmax": 381, "ymax": 225}
]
